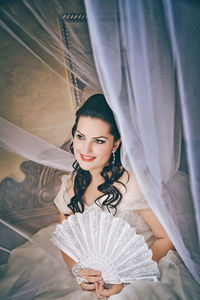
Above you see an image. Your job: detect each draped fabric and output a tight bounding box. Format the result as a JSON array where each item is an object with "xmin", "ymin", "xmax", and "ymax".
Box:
[
  {"xmin": 84, "ymin": 0, "xmax": 200, "ymax": 284},
  {"xmin": 0, "ymin": 0, "xmax": 100, "ymax": 276},
  {"xmin": 0, "ymin": 0, "xmax": 199, "ymax": 293},
  {"xmin": 0, "ymin": 0, "xmax": 100, "ymax": 172}
]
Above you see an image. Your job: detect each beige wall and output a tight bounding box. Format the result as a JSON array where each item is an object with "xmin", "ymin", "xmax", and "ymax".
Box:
[{"xmin": 0, "ymin": 24, "xmax": 75, "ymax": 181}]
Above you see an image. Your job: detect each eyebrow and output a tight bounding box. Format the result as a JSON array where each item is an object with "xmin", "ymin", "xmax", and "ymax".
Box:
[{"xmin": 77, "ymin": 130, "xmax": 108, "ymax": 139}]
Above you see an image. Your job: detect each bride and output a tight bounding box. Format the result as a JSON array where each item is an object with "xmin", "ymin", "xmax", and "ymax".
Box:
[
  {"xmin": 54, "ymin": 93, "xmax": 174, "ymax": 299},
  {"xmin": 1, "ymin": 94, "xmax": 199, "ymax": 300}
]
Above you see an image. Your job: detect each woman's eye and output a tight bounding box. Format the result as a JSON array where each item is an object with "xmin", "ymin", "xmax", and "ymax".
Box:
[
  {"xmin": 76, "ymin": 134, "xmax": 84, "ymax": 140},
  {"xmin": 95, "ymin": 139, "xmax": 105, "ymax": 144}
]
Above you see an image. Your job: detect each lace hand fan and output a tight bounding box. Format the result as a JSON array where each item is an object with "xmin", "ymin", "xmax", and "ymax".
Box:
[{"xmin": 51, "ymin": 210, "xmax": 159, "ymax": 284}]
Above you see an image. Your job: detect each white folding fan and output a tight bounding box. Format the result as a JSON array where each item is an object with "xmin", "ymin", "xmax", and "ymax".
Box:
[{"xmin": 51, "ymin": 210, "xmax": 160, "ymax": 284}]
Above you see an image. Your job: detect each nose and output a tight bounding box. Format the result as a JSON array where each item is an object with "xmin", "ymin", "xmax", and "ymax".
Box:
[{"xmin": 82, "ymin": 141, "xmax": 93, "ymax": 155}]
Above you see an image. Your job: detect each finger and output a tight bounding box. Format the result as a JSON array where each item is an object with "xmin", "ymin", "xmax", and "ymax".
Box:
[
  {"xmin": 98, "ymin": 281, "xmax": 113, "ymax": 297},
  {"xmin": 99, "ymin": 280, "xmax": 105, "ymax": 293},
  {"xmin": 95, "ymin": 282, "xmax": 105, "ymax": 299},
  {"xmin": 81, "ymin": 282, "xmax": 95, "ymax": 291},
  {"xmin": 79, "ymin": 268, "xmax": 101, "ymax": 277},
  {"xmin": 84, "ymin": 275, "xmax": 102, "ymax": 283}
]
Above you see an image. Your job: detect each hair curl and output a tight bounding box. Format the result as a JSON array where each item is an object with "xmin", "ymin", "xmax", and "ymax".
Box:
[{"xmin": 67, "ymin": 94, "xmax": 128, "ymax": 215}]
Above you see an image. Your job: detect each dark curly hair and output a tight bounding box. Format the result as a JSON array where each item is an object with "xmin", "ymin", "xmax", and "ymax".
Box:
[{"xmin": 66, "ymin": 94, "xmax": 128, "ymax": 215}]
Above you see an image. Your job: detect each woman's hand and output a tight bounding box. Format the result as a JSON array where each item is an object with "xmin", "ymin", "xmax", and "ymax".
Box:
[
  {"xmin": 78, "ymin": 268, "xmax": 102, "ymax": 291},
  {"xmin": 95, "ymin": 280, "xmax": 124, "ymax": 298}
]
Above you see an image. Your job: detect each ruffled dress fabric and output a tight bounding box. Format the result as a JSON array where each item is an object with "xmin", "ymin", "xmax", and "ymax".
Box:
[{"xmin": 0, "ymin": 173, "xmax": 199, "ymax": 299}]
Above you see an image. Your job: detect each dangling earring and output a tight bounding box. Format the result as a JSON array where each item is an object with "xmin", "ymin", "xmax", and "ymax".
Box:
[{"xmin": 112, "ymin": 150, "xmax": 116, "ymax": 165}]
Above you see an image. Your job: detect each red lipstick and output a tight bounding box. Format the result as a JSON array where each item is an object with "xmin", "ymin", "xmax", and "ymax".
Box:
[{"xmin": 80, "ymin": 154, "xmax": 95, "ymax": 162}]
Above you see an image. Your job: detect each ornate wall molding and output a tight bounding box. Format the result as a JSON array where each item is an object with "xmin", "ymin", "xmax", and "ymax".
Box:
[{"xmin": 0, "ymin": 141, "xmax": 71, "ymax": 220}]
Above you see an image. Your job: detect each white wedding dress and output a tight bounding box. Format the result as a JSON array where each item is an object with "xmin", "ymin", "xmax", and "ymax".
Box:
[{"xmin": 0, "ymin": 173, "xmax": 199, "ymax": 300}]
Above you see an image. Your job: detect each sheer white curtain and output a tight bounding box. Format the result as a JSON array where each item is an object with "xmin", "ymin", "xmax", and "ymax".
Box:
[
  {"xmin": 0, "ymin": 1, "xmax": 96, "ymax": 287},
  {"xmin": 0, "ymin": 0, "xmax": 100, "ymax": 172},
  {"xmin": 84, "ymin": 0, "xmax": 200, "ymax": 284}
]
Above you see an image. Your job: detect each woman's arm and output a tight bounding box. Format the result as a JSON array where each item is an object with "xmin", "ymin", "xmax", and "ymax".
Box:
[{"xmin": 139, "ymin": 209, "xmax": 175, "ymax": 262}]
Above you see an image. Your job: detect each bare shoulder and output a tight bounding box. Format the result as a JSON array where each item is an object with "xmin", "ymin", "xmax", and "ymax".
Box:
[
  {"xmin": 115, "ymin": 170, "xmax": 131, "ymax": 193},
  {"xmin": 123, "ymin": 171, "xmax": 143, "ymax": 189},
  {"xmin": 118, "ymin": 170, "xmax": 134, "ymax": 185},
  {"xmin": 117, "ymin": 170, "xmax": 147, "ymax": 199}
]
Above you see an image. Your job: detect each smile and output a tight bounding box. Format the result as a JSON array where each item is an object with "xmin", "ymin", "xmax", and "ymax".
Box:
[{"xmin": 80, "ymin": 154, "xmax": 96, "ymax": 162}]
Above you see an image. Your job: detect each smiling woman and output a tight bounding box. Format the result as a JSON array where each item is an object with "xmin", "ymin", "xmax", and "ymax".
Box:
[
  {"xmin": 51, "ymin": 94, "xmax": 177, "ymax": 299},
  {"xmin": 67, "ymin": 94, "xmax": 125, "ymax": 215}
]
